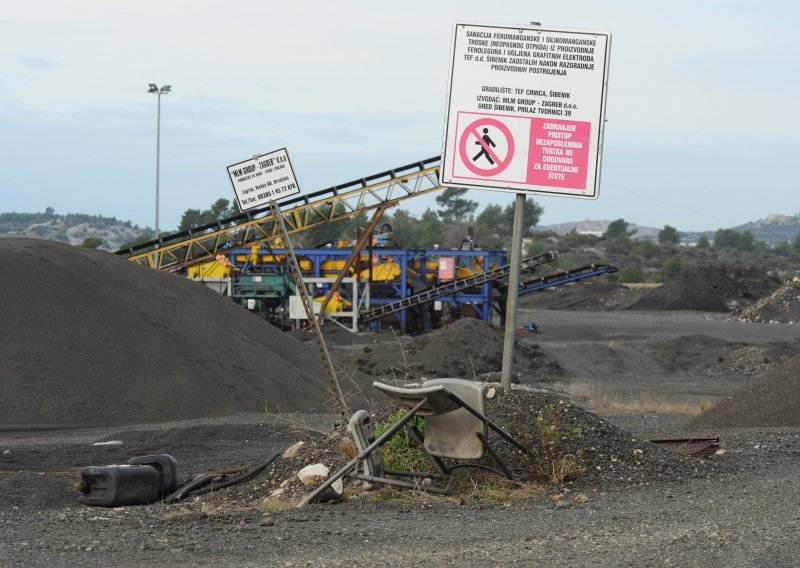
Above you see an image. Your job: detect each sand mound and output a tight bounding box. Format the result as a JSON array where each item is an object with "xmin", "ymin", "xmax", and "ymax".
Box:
[
  {"xmin": 0, "ymin": 238, "xmax": 338, "ymax": 428},
  {"xmin": 687, "ymin": 355, "xmax": 800, "ymax": 429},
  {"xmin": 630, "ymin": 265, "xmax": 779, "ymax": 312},
  {"xmin": 732, "ymin": 278, "xmax": 800, "ymax": 323}
]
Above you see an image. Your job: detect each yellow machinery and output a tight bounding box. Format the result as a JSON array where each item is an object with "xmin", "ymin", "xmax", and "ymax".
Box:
[{"xmin": 186, "ymin": 254, "xmax": 235, "ymax": 279}]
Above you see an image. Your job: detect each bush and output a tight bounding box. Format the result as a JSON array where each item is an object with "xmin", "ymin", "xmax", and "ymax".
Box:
[
  {"xmin": 618, "ymin": 265, "xmax": 645, "ymax": 283},
  {"xmin": 659, "ymin": 254, "xmax": 686, "ymax": 282}
]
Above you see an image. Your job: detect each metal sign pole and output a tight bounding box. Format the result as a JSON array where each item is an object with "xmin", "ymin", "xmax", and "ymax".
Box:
[
  {"xmin": 500, "ymin": 193, "xmax": 526, "ymax": 389},
  {"xmin": 270, "ymin": 202, "xmax": 350, "ymax": 419}
]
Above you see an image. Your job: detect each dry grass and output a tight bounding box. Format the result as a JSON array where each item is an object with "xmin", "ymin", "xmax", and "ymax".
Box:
[
  {"xmin": 552, "ymin": 381, "xmax": 710, "ymax": 415},
  {"xmin": 369, "ymin": 474, "xmax": 544, "ymax": 506}
]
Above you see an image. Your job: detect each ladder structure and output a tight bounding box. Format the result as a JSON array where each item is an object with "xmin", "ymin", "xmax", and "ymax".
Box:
[
  {"xmin": 116, "ymin": 156, "xmax": 443, "ymax": 272},
  {"xmin": 359, "ymin": 251, "xmax": 558, "ymax": 323}
]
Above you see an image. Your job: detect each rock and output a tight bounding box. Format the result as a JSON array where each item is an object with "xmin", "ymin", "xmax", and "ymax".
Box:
[
  {"xmin": 297, "ymin": 463, "xmax": 330, "ymax": 486},
  {"xmin": 282, "ymin": 441, "xmax": 305, "ymax": 458},
  {"xmin": 573, "ymin": 493, "xmax": 590, "ymax": 504}
]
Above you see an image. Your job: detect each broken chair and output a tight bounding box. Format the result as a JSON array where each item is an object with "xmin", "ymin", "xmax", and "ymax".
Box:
[{"xmin": 299, "ymin": 378, "xmax": 533, "ymax": 506}]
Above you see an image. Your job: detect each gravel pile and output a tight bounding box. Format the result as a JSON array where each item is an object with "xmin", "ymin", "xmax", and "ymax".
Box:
[
  {"xmin": 630, "ymin": 264, "xmax": 779, "ymax": 312},
  {"xmin": 0, "ymin": 238, "xmax": 341, "ymax": 428},
  {"xmin": 688, "ymin": 355, "xmax": 800, "ymax": 429},
  {"xmin": 338, "ymin": 318, "xmax": 564, "ymax": 384},
  {"xmin": 732, "ymin": 278, "xmax": 800, "ymax": 323},
  {"xmin": 244, "ymin": 387, "xmax": 724, "ymax": 507},
  {"xmin": 522, "ymin": 281, "xmax": 646, "ymax": 311}
]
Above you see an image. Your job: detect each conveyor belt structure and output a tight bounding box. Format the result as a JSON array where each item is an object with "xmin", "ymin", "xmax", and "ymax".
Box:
[
  {"xmin": 359, "ymin": 251, "xmax": 559, "ymax": 323},
  {"xmin": 116, "ymin": 156, "xmax": 443, "ymax": 271},
  {"xmin": 517, "ymin": 264, "xmax": 619, "ymax": 296}
]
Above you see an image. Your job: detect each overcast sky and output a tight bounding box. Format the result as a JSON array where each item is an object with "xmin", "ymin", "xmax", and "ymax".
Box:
[{"xmin": 1, "ymin": 1, "xmax": 797, "ymax": 234}]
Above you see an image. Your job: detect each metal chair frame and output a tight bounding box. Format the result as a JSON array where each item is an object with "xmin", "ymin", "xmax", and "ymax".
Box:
[{"xmin": 299, "ymin": 381, "xmax": 534, "ymax": 506}]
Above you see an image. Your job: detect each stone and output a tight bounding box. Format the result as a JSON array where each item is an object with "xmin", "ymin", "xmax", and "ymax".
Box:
[
  {"xmin": 297, "ymin": 463, "xmax": 330, "ymax": 486},
  {"xmin": 282, "ymin": 441, "xmax": 305, "ymax": 459},
  {"xmin": 573, "ymin": 493, "xmax": 590, "ymax": 504}
]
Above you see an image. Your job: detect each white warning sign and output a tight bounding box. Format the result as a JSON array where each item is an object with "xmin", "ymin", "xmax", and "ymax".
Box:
[
  {"xmin": 227, "ymin": 148, "xmax": 301, "ymax": 212},
  {"xmin": 440, "ymin": 22, "xmax": 611, "ymax": 199}
]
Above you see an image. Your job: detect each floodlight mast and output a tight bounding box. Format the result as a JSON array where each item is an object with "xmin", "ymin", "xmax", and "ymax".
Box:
[{"xmin": 147, "ymin": 84, "xmax": 171, "ymax": 239}]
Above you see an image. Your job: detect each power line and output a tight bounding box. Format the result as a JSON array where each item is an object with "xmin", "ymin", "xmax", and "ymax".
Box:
[{"xmin": 602, "ymin": 181, "xmax": 736, "ymax": 226}]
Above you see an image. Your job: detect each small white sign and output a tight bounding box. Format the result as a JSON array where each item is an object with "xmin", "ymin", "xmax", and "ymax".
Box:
[
  {"xmin": 227, "ymin": 148, "xmax": 301, "ymax": 211},
  {"xmin": 441, "ymin": 22, "xmax": 611, "ymax": 199},
  {"xmin": 289, "ymin": 295, "xmax": 323, "ymax": 320}
]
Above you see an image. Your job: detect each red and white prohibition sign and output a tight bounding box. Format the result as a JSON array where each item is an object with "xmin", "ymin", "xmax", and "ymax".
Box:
[{"xmin": 458, "ymin": 117, "xmax": 515, "ymax": 177}]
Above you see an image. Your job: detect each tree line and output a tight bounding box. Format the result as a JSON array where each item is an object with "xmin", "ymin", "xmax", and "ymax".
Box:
[{"xmin": 120, "ymin": 195, "xmax": 800, "ymax": 282}]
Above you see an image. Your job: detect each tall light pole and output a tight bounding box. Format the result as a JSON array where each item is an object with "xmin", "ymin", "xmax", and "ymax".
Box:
[{"xmin": 148, "ymin": 84, "xmax": 171, "ymax": 239}]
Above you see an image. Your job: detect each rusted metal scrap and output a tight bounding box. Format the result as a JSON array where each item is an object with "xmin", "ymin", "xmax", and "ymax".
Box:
[{"xmin": 649, "ymin": 437, "xmax": 721, "ymax": 458}]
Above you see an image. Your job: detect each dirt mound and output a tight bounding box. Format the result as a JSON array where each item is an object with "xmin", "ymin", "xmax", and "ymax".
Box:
[
  {"xmin": 732, "ymin": 278, "xmax": 800, "ymax": 323},
  {"xmin": 630, "ymin": 265, "xmax": 779, "ymax": 312},
  {"xmin": 645, "ymin": 335, "xmax": 743, "ymax": 373},
  {"xmin": 343, "ymin": 318, "xmax": 563, "ymax": 383},
  {"xmin": 522, "ymin": 281, "xmax": 646, "ymax": 311},
  {"xmin": 252, "ymin": 387, "xmax": 723, "ymax": 503},
  {"xmin": 687, "ymin": 355, "xmax": 800, "ymax": 429},
  {"xmin": 0, "ymin": 238, "xmax": 342, "ymax": 428}
]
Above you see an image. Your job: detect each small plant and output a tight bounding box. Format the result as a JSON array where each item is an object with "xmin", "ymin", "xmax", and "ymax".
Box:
[
  {"xmin": 375, "ymin": 409, "xmax": 430, "ymax": 472},
  {"xmin": 534, "ymin": 402, "xmax": 584, "ymax": 484}
]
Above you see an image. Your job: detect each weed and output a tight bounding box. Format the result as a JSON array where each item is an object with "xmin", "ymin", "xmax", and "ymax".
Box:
[
  {"xmin": 388, "ymin": 329, "xmax": 422, "ymax": 385},
  {"xmin": 552, "ymin": 381, "xmax": 710, "ymax": 415},
  {"xmin": 534, "ymin": 402, "xmax": 584, "ymax": 484},
  {"xmin": 374, "ymin": 409, "xmax": 430, "ymax": 472}
]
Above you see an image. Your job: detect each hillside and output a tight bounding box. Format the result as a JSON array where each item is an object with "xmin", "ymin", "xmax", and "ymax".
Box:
[
  {"xmin": 733, "ymin": 213, "xmax": 800, "ymax": 244},
  {"xmin": 0, "ymin": 210, "xmax": 148, "ymax": 251},
  {"xmin": 541, "ymin": 213, "xmax": 800, "ymax": 246},
  {"xmin": 538, "ymin": 219, "xmax": 662, "ymax": 240}
]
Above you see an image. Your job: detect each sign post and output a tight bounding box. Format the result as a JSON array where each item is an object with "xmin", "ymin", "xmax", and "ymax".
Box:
[
  {"xmin": 440, "ymin": 22, "xmax": 611, "ymax": 389},
  {"xmin": 226, "ymin": 149, "xmax": 349, "ymax": 418}
]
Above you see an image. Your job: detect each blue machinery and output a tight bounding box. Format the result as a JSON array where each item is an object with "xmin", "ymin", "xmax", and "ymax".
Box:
[
  {"xmin": 225, "ymin": 247, "xmax": 510, "ymax": 332},
  {"xmin": 222, "ymin": 245, "xmax": 617, "ymax": 331}
]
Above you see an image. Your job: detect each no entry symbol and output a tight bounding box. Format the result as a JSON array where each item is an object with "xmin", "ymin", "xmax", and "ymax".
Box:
[{"xmin": 458, "ymin": 117, "xmax": 515, "ymax": 177}]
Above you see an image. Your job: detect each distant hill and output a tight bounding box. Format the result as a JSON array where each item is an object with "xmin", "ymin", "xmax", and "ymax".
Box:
[
  {"xmin": 0, "ymin": 210, "xmax": 148, "ymax": 251},
  {"xmin": 732, "ymin": 214, "xmax": 800, "ymax": 245},
  {"xmin": 541, "ymin": 214, "xmax": 800, "ymax": 246},
  {"xmin": 3, "ymin": 208, "xmax": 799, "ymax": 252},
  {"xmin": 537, "ymin": 220, "xmax": 661, "ymax": 241}
]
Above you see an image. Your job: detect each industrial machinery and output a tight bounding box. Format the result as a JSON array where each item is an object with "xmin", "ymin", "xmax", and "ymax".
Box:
[{"xmin": 117, "ymin": 157, "xmax": 617, "ymax": 332}]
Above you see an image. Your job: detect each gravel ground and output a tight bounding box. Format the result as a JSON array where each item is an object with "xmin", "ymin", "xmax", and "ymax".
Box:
[
  {"xmin": 3, "ymin": 240, "xmax": 800, "ymax": 566},
  {"xmin": 2, "ymin": 418, "xmax": 798, "ymax": 567}
]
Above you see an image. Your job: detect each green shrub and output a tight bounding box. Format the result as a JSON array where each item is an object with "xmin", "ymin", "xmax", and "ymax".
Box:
[{"xmin": 375, "ymin": 409, "xmax": 430, "ymax": 472}]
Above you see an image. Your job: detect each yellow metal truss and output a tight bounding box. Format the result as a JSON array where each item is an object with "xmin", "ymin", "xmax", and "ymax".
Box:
[{"xmin": 119, "ymin": 157, "xmax": 444, "ymax": 271}]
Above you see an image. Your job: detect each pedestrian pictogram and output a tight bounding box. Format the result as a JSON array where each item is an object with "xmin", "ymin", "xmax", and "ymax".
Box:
[
  {"xmin": 472, "ymin": 128, "xmax": 496, "ymax": 165},
  {"xmin": 458, "ymin": 117, "xmax": 515, "ymax": 177}
]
